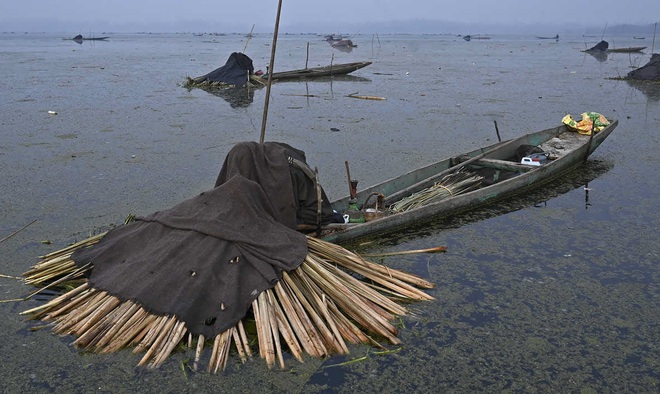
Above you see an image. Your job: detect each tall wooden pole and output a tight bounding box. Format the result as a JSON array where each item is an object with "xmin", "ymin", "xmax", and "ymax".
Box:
[{"xmin": 259, "ymin": 0, "xmax": 283, "ymax": 144}]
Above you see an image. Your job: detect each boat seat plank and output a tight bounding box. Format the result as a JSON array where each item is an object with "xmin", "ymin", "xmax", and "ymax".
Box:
[{"xmin": 457, "ymin": 156, "xmax": 533, "ymax": 172}]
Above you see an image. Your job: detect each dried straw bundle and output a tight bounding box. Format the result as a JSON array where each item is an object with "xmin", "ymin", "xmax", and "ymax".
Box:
[
  {"xmin": 21, "ymin": 235, "xmax": 434, "ymax": 372},
  {"xmin": 389, "ymin": 169, "xmax": 483, "ymax": 213},
  {"xmin": 183, "ymin": 76, "xmax": 263, "ymax": 90}
]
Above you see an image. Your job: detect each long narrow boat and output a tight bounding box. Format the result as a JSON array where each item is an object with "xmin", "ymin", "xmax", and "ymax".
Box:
[
  {"xmin": 607, "ymin": 47, "xmax": 646, "ymax": 53},
  {"xmin": 463, "ymin": 35, "xmax": 491, "ymax": 41},
  {"xmin": 70, "ymin": 34, "xmax": 110, "ymax": 42},
  {"xmin": 318, "ymin": 120, "xmax": 618, "ymax": 244},
  {"xmin": 263, "ymin": 61, "xmax": 372, "ymax": 81}
]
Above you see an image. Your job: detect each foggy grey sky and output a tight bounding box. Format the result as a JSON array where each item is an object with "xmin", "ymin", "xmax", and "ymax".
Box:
[{"xmin": 1, "ymin": 0, "xmax": 658, "ymax": 34}]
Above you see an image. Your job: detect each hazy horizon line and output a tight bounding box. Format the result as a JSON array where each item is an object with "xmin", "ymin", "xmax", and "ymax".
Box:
[{"xmin": 1, "ymin": 17, "xmax": 657, "ymax": 36}]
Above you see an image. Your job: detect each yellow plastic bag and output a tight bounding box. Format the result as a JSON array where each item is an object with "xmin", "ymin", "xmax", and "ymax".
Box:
[{"xmin": 562, "ymin": 112, "xmax": 610, "ymax": 135}]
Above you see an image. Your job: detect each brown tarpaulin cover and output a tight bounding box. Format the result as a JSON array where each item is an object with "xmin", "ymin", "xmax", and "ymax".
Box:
[
  {"xmin": 215, "ymin": 141, "xmax": 337, "ymax": 226},
  {"xmin": 72, "ymin": 142, "xmax": 313, "ymax": 338}
]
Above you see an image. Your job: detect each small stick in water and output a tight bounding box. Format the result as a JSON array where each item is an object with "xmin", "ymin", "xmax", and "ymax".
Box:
[{"xmin": 361, "ymin": 246, "xmax": 447, "ymax": 257}]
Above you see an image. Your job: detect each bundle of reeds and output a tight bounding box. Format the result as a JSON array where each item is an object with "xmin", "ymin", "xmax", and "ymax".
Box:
[
  {"xmin": 21, "ymin": 234, "xmax": 434, "ymax": 373},
  {"xmin": 183, "ymin": 77, "xmax": 233, "ymax": 89},
  {"xmin": 389, "ymin": 169, "xmax": 483, "ymax": 213},
  {"xmin": 183, "ymin": 76, "xmax": 263, "ymax": 90}
]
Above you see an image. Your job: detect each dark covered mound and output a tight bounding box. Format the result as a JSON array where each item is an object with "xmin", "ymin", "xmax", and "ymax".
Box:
[
  {"xmin": 627, "ymin": 53, "xmax": 660, "ymax": 81},
  {"xmin": 190, "ymin": 52, "xmax": 255, "ymax": 86},
  {"xmin": 72, "ymin": 175, "xmax": 308, "ymax": 338},
  {"xmin": 70, "ymin": 141, "xmax": 339, "ymax": 338},
  {"xmin": 586, "ymin": 40, "xmax": 609, "ymax": 52},
  {"xmin": 215, "ymin": 141, "xmax": 338, "ymax": 227}
]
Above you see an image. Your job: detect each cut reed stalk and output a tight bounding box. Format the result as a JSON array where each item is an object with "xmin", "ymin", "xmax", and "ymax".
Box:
[
  {"xmin": 265, "ymin": 289, "xmax": 304, "ymax": 362},
  {"xmin": 283, "ymin": 268, "xmax": 342, "ymax": 352},
  {"xmin": 193, "ymin": 334, "xmax": 205, "ymax": 371},
  {"xmin": 265, "ymin": 291, "xmax": 286, "ymax": 369},
  {"xmin": 237, "ymin": 320, "xmax": 252, "ymax": 357},
  {"xmin": 279, "ymin": 272, "xmax": 329, "ymax": 357},
  {"xmin": 273, "ymin": 279, "xmax": 322, "ymax": 358}
]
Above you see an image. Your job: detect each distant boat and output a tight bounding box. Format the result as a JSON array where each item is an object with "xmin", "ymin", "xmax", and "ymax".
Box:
[
  {"xmin": 324, "ymin": 34, "xmax": 345, "ymax": 42},
  {"xmin": 261, "ymin": 61, "xmax": 372, "ymax": 81},
  {"xmin": 536, "ymin": 34, "xmax": 559, "ymax": 41},
  {"xmin": 70, "ymin": 34, "xmax": 109, "ymax": 43},
  {"xmin": 331, "ymin": 39, "xmax": 356, "ymax": 49},
  {"xmin": 186, "ymin": 52, "xmax": 371, "ymax": 88},
  {"xmin": 633, "ymin": 36, "xmax": 646, "ymax": 40},
  {"xmin": 463, "ymin": 35, "xmax": 491, "ymax": 41}
]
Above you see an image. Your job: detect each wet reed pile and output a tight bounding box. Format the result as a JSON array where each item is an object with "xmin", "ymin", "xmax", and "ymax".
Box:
[
  {"xmin": 21, "ymin": 234, "xmax": 434, "ymax": 373},
  {"xmin": 390, "ymin": 169, "xmax": 483, "ymax": 213}
]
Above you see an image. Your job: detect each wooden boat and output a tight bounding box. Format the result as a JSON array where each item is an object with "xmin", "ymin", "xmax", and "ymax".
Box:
[
  {"xmin": 262, "ymin": 61, "xmax": 372, "ymax": 81},
  {"xmin": 71, "ymin": 34, "xmax": 109, "ymax": 41},
  {"xmin": 536, "ymin": 34, "xmax": 559, "ymax": 40},
  {"xmin": 463, "ymin": 35, "xmax": 491, "ymax": 41},
  {"xmin": 607, "ymin": 47, "xmax": 646, "ymax": 53},
  {"xmin": 317, "ymin": 120, "xmax": 618, "ymax": 244},
  {"xmin": 331, "ymin": 39, "xmax": 357, "ymax": 49}
]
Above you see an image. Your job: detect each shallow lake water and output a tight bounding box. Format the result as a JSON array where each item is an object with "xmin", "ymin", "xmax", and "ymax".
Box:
[{"xmin": 1, "ymin": 32, "xmax": 658, "ymax": 393}]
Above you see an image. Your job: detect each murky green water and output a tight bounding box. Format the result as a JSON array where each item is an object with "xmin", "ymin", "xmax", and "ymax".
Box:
[{"xmin": 1, "ymin": 32, "xmax": 658, "ymax": 393}]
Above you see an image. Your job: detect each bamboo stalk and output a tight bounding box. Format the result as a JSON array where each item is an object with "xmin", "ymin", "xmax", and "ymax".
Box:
[
  {"xmin": 208, "ymin": 331, "xmax": 222, "ymax": 373},
  {"xmin": 71, "ymin": 293, "xmax": 121, "ymax": 336},
  {"xmin": 265, "ymin": 290, "xmax": 286, "ymax": 369},
  {"xmin": 257, "ymin": 292, "xmax": 275, "ymax": 368},
  {"xmin": 325, "ymin": 299, "xmax": 372, "ymax": 345},
  {"xmin": 284, "ymin": 268, "xmax": 342, "ymax": 352},
  {"xmin": 134, "ymin": 315, "xmax": 168, "ymax": 354},
  {"xmin": 20, "ymin": 282, "xmax": 89, "ymax": 317},
  {"xmin": 45, "ymin": 287, "xmax": 98, "ymax": 321},
  {"xmin": 290, "ymin": 267, "xmax": 349, "ymax": 353},
  {"xmin": 0, "ymin": 218, "xmax": 37, "ymax": 244},
  {"xmin": 88, "ymin": 301, "xmax": 141, "ymax": 350},
  {"xmin": 279, "ymin": 273, "xmax": 328, "ymax": 357},
  {"xmin": 138, "ymin": 316, "xmax": 177, "ymax": 366},
  {"xmin": 304, "ymin": 255, "xmax": 399, "ymax": 318},
  {"xmin": 271, "ymin": 280, "xmax": 316, "ymax": 357},
  {"xmin": 347, "ymin": 94, "xmax": 386, "ymax": 100},
  {"xmin": 72, "ymin": 297, "xmax": 128, "ymax": 349},
  {"xmin": 299, "ymin": 259, "xmax": 401, "ymax": 343},
  {"xmin": 231, "ymin": 328, "xmax": 247, "ymax": 363},
  {"xmin": 193, "ymin": 334, "xmax": 205, "ymax": 371},
  {"xmin": 106, "ymin": 308, "xmax": 155, "ymax": 353},
  {"xmin": 52, "ymin": 290, "xmax": 109, "ymax": 334},
  {"xmin": 265, "ymin": 289, "xmax": 304, "ymax": 362},
  {"xmin": 308, "ymin": 237, "xmax": 435, "ymax": 290},
  {"xmin": 25, "ymin": 263, "xmax": 92, "ymax": 300},
  {"xmin": 311, "ymin": 256, "xmax": 409, "ymax": 315},
  {"xmin": 38, "ymin": 233, "xmax": 106, "ymax": 259},
  {"xmin": 210, "ymin": 329, "xmax": 233, "ymax": 374},
  {"xmin": 151, "ymin": 320, "xmax": 187, "ymax": 368},
  {"xmin": 237, "ymin": 320, "xmax": 252, "ymax": 357}
]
